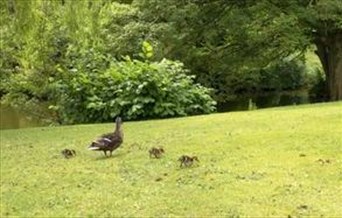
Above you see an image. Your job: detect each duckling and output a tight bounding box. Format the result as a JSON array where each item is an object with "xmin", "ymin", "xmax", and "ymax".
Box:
[
  {"xmin": 149, "ymin": 147, "xmax": 165, "ymax": 158},
  {"xmin": 61, "ymin": 149, "xmax": 76, "ymax": 158},
  {"xmin": 178, "ymin": 155, "xmax": 199, "ymax": 167},
  {"xmin": 88, "ymin": 117, "xmax": 124, "ymax": 157}
]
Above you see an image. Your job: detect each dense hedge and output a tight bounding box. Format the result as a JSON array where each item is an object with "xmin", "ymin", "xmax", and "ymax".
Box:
[{"xmin": 51, "ymin": 57, "xmax": 216, "ymax": 124}]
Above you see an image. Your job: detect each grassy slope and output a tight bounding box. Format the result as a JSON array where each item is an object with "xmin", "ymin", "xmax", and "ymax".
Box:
[{"xmin": 1, "ymin": 102, "xmax": 341, "ymax": 217}]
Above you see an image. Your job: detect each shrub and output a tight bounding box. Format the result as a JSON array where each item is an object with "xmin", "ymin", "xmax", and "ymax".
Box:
[
  {"xmin": 259, "ymin": 59, "xmax": 307, "ymax": 91},
  {"xmin": 52, "ymin": 57, "xmax": 216, "ymax": 124}
]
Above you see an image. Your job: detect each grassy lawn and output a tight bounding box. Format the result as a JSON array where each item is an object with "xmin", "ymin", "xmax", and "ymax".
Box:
[{"xmin": 1, "ymin": 102, "xmax": 341, "ymax": 217}]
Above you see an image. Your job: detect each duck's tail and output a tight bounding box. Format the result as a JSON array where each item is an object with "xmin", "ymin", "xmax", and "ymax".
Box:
[{"xmin": 88, "ymin": 146, "xmax": 100, "ymax": 150}]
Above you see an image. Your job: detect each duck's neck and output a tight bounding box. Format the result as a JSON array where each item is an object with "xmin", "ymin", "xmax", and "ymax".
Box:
[{"xmin": 114, "ymin": 119, "xmax": 121, "ymax": 133}]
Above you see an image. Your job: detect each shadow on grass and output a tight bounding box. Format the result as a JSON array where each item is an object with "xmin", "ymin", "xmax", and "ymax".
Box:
[{"xmin": 92, "ymin": 150, "xmax": 128, "ymax": 161}]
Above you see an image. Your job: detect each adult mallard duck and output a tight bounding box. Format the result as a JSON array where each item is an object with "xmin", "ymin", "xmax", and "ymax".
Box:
[{"xmin": 88, "ymin": 117, "xmax": 124, "ymax": 157}]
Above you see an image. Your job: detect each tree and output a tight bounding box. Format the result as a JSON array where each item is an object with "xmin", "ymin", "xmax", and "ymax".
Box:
[
  {"xmin": 135, "ymin": 0, "xmax": 265, "ymax": 101},
  {"xmin": 136, "ymin": 0, "xmax": 342, "ymax": 101},
  {"xmin": 227, "ymin": 0, "xmax": 342, "ymax": 101},
  {"xmin": 308, "ymin": 0, "xmax": 342, "ymax": 101}
]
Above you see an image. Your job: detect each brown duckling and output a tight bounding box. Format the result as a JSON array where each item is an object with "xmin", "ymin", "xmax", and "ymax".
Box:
[
  {"xmin": 149, "ymin": 147, "xmax": 165, "ymax": 158},
  {"xmin": 61, "ymin": 149, "xmax": 76, "ymax": 158},
  {"xmin": 178, "ymin": 155, "xmax": 199, "ymax": 167}
]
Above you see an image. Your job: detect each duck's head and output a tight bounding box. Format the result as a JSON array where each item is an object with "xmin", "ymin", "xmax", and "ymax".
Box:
[
  {"xmin": 178, "ymin": 155, "xmax": 186, "ymax": 162},
  {"xmin": 115, "ymin": 117, "xmax": 122, "ymax": 124},
  {"xmin": 192, "ymin": 156, "xmax": 199, "ymax": 162}
]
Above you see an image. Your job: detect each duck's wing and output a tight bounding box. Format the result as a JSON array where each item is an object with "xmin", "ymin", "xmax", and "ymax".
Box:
[
  {"xmin": 101, "ymin": 132, "xmax": 113, "ymax": 138},
  {"xmin": 105, "ymin": 134, "xmax": 123, "ymax": 151},
  {"xmin": 88, "ymin": 137, "xmax": 112, "ymax": 150}
]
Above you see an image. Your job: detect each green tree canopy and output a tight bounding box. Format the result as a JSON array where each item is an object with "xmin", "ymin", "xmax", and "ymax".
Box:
[
  {"xmin": 136, "ymin": 0, "xmax": 342, "ymax": 100},
  {"xmin": 1, "ymin": 0, "xmax": 341, "ymax": 125}
]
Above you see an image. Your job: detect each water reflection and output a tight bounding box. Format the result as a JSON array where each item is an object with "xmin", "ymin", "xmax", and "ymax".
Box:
[
  {"xmin": 217, "ymin": 91, "xmax": 310, "ymax": 112},
  {"xmin": 0, "ymin": 105, "xmax": 41, "ymax": 130},
  {"xmin": 0, "ymin": 92, "xmax": 311, "ymax": 129}
]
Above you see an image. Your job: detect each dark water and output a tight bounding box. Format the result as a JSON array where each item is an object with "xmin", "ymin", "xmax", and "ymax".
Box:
[
  {"xmin": 217, "ymin": 91, "xmax": 310, "ymax": 112},
  {"xmin": 0, "ymin": 92, "xmax": 310, "ymax": 129},
  {"xmin": 0, "ymin": 105, "xmax": 42, "ymax": 130}
]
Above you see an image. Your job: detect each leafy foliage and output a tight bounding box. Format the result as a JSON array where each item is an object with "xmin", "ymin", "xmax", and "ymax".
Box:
[
  {"xmin": 52, "ymin": 55, "xmax": 216, "ymax": 124},
  {"xmin": 134, "ymin": 0, "xmax": 331, "ymax": 101},
  {"xmin": 259, "ymin": 59, "xmax": 307, "ymax": 91},
  {"xmin": 1, "ymin": 0, "xmax": 340, "ymax": 126}
]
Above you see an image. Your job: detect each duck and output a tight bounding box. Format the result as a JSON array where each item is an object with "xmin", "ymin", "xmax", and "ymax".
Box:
[
  {"xmin": 61, "ymin": 149, "xmax": 76, "ymax": 158},
  {"xmin": 178, "ymin": 155, "xmax": 199, "ymax": 167},
  {"xmin": 149, "ymin": 147, "xmax": 165, "ymax": 158},
  {"xmin": 88, "ymin": 117, "xmax": 124, "ymax": 157}
]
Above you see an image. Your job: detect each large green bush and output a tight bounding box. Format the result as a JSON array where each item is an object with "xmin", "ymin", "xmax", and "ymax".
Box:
[
  {"xmin": 52, "ymin": 57, "xmax": 216, "ymax": 124},
  {"xmin": 259, "ymin": 59, "xmax": 307, "ymax": 91}
]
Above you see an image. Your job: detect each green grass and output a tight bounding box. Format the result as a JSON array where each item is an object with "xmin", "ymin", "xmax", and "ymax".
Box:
[{"xmin": 1, "ymin": 102, "xmax": 342, "ymax": 217}]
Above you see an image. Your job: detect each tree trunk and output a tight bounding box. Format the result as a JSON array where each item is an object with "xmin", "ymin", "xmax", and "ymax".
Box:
[{"xmin": 314, "ymin": 32, "xmax": 342, "ymax": 101}]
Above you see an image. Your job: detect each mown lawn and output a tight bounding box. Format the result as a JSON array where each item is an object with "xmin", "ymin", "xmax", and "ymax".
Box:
[{"xmin": 1, "ymin": 102, "xmax": 341, "ymax": 217}]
